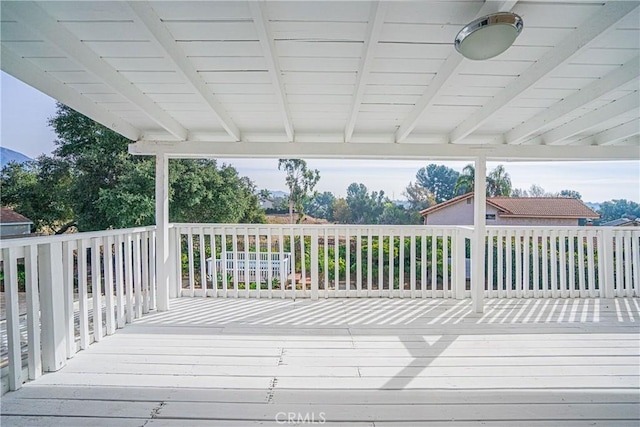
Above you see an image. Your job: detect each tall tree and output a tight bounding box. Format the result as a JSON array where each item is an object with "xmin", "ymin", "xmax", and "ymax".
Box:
[
  {"xmin": 559, "ymin": 189, "xmax": 582, "ymax": 200},
  {"xmin": 4, "ymin": 103, "xmax": 266, "ymax": 232},
  {"xmin": 486, "ymin": 164, "xmax": 512, "ymax": 197},
  {"xmin": 454, "ymin": 164, "xmax": 475, "ymax": 195},
  {"xmin": 346, "ymin": 183, "xmax": 385, "ymax": 224},
  {"xmin": 598, "ymin": 199, "xmax": 640, "ymax": 223},
  {"xmin": 1, "ymin": 157, "xmax": 74, "ymax": 234},
  {"xmin": 332, "ymin": 198, "xmax": 350, "ymax": 224},
  {"xmin": 415, "ymin": 164, "xmax": 460, "ymax": 203},
  {"xmin": 304, "ymin": 191, "xmax": 336, "ymax": 221},
  {"xmin": 278, "ymin": 159, "xmax": 320, "ymax": 224},
  {"xmin": 403, "ymin": 181, "xmax": 435, "ymax": 211}
]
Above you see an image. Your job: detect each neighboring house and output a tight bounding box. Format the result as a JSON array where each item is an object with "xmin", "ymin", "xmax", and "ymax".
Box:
[
  {"xmin": 601, "ymin": 218, "xmax": 639, "ymax": 227},
  {"xmin": 420, "ymin": 193, "xmax": 599, "ymax": 226},
  {"xmin": 0, "ymin": 207, "xmax": 33, "ymax": 237}
]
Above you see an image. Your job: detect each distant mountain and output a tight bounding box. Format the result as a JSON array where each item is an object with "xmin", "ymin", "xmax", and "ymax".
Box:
[
  {"xmin": 267, "ymin": 190, "xmax": 289, "ymax": 199},
  {"xmin": 1, "ymin": 147, "xmax": 32, "ymax": 169}
]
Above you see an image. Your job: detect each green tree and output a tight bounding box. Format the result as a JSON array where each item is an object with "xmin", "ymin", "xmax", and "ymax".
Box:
[
  {"xmin": 415, "ymin": 164, "xmax": 460, "ymax": 203},
  {"xmin": 1, "ymin": 157, "xmax": 74, "ymax": 234},
  {"xmin": 486, "ymin": 164, "xmax": 512, "ymax": 196},
  {"xmin": 278, "ymin": 159, "xmax": 320, "ymax": 224},
  {"xmin": 346, "ymin": 183, "xmax": 385, "ymax": 224},
  {"xmin": 379, "ymin": 201, "xmax": 420, "ymax": 225},
  {"xmin": 5, "ymin": 103, "xmax": 266, "ymax": 232},
  {"xmin": 304, "ymin": 191, "xmax": 336, "ymax": 221},
  {"xmin": 454, "ymin": 164, "xmax": 475, "ymax": 195},
  {"xmin": 598, "ymin": 199, "xmax": 640, "ymax": 223},
  {"xmin": 403, "ymin": 181, "xmax": 435, "ymax": 211},
  {"xmin": 559, "ymin": 189, "xmax": 582, "ymax": 200},
  {"xmin": 332, "ymin": 198, "xmax": 350, "ymax": 224}
]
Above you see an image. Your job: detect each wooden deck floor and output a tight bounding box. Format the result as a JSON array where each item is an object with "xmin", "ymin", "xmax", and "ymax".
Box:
[{"xmin": 2, "ymin": 297, "xmax": 639, "ymax": 426}]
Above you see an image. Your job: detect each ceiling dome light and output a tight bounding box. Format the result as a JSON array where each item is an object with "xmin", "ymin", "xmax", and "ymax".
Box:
[{"xmin": 455, "ymin": 12, "xmax": 523, "ymax": 60}]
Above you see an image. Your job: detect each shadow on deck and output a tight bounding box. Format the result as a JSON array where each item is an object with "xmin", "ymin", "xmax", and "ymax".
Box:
[{"xmin": 2, "ymin": 297, "xmax": 639, "ymax": 426}]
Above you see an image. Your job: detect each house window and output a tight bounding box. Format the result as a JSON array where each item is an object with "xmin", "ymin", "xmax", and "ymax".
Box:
[
  {"xmin": 466, "ymin": 199, "xmax": 472, "ymax": 204},
  {"xmin": 486, "ymin": 214, "xmax": 496, "ymax": 220}
]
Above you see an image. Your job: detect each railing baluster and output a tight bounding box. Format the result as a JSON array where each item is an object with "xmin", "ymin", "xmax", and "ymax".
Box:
[
  {"xmin": 187, "ymin": 228, "xmax": 195, "ymax": 297},
  {"xmin": 23, "ymin": 245, "xmax": 40, "ymax": 381},
  {"xmin": 91, "ymin": 238, "xmax": 103, "ymax": 341},
  {"xmin": 300, "ymin": 227, "xmax": 306, "ymax": 296},
  {"xmin": 266, "ymin": 230, "xmax": 273, "ymax": 298},
  {"xmin": 62, "ymin": 241, "xmax": 76, "ymax": 356},
  {"xmin": 334, "ymin": 227, "xmax": 340, "ymax": 294},
  {"xmin": 3, "ymin": 247, "xmax": 22, "ymax": 390},
  {"xmin": 532, "ymin": 230, "xmax": 540, "ymax": 298},
  {"xmin": 124, "ymin": 234, "xmax": 134, "ymax": 323},
  {"xmin": 104, "ymin": 236, "xmax": 116, "ymax": 334},
  {"xmin": 624, "ymin": 230, "xmax": 632, "ymax": 297},
  {"xmin": 345, "ymin": 227, "xmax": 351, "ymax": 295},
  {"xmin": 115, "ymin": 235, "xmax": 125, "ymax": 328},
  {"xmin": 388, "ymin": 230, "xmax": 394, "ymax": 298},
  {"xmin": 442, "ymin": 231, "xmax": 449, "ymax": 299},
  {"xmin": 632, "ymin": 231, "xmax": 639, "ymax": 296},
  {"xmin": 257, "ymin": 227, "xmax": 263, "ymax": 298},
  {"xmin": 367, "ymin": 229, "xmax": 373, "ymax": 296},
  {"xmin": 587, "ymin": 229, "xmax": 596, "ymax": 298},
  {"xmin": 149, "ymin": 230, "xmax": 157, "ymax": 310},
  {"xmin": 133, "ymin": 233, "xmax": 142, "ymax": 319},
  {"xmin": 141, "ymin": 233, "xmax": 150, "ymax": 313},
  {"xmin": 78, "ymin": 239, "xmax": 90, "ymax": 348},
  {"xmin": 431, "ymin": 232, "xmax": 437, "ymax": 298},
  {"xmin": 559, "ymin": 231, "xmax": 567, "ymax": 297},
  {"xmin": 421, "ymin": 230, "xmax": 427, "ymax": 299},
  {"xmin": 357, "ymin": 227, "xmax": 363, "ymax": 297},
  {"xmin": 399, "ymin": 230, "xmax": 405, "ymax": 298},
  {"xmin": 515, "ymin": 230, "xmax": 522, "ymax": 298},
  {"xmin": 378, "ymin": 229, "xmax": 384, "ymax": 294},
  {"xmin": 568, "ymin": 231, "xmax": 576, "ymax": 299},
  {"xmin": 198, "ymin": 227, "xmax": 206, "ymax": 298},
  {"xmin": 410, "ymin": 233, "xmax": 416, "ymax": 298}
]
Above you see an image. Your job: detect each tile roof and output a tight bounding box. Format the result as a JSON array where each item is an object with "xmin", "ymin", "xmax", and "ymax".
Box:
[
  {"xmin": 420, "ymin": 194, "xmax": 600, "ymax": 219},
  {"xmin": 0, "ymin": 207, "xmax": 33, "ymax": 224},
  {"xmin": 487, "ymin": 197, "xmax": 600, "ymax": 219}
]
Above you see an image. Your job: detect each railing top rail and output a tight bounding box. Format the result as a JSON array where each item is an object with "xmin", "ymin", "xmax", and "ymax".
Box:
[
  {"xmin": 171, "ymin": 223, "xmax": 470, "ymax": 231},
  {"xmin": 0, "ymin": 225, "xmax": 156, "ymax": 249}
]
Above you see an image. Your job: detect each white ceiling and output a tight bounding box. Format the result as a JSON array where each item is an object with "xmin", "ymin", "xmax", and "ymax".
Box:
[{"xmin": 1, "ymin": 1, "xmax": 639, "ymax": 160}]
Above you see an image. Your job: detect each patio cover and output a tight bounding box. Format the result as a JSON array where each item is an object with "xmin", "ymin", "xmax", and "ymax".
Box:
[{"xmin": 1, "ymin": 0, "xmax": 638, "ymax": 161}]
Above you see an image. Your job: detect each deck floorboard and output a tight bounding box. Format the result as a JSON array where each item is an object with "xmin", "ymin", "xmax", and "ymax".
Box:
[{"xmin": 2, "ymin": 297, "xmax": 639, "ymax": 426}]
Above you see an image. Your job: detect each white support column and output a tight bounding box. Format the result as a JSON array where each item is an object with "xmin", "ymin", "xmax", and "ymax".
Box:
[
  {"xmin": 156, "ymin": 154, "xmax": 171, "ymax": 311},
  {"xmin": 39, "ymin": 242, "xmax": 67, "ymax": 372},
  {"xmin": 472, "ymin": 156, "xmax": 487, "ymax": 313}
]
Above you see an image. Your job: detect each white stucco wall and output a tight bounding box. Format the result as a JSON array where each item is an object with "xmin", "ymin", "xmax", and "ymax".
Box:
[{"xmin": 424, "ymin": 197, "xmax": 580, "ymax": 226}]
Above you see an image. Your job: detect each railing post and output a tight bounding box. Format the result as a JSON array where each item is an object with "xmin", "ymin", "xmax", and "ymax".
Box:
[
  {"xmin": 3, "ymin": 247, "xmax": 22, "ymax": 390},
  {"xmin": 454, "ymin": 229, "xmax": 466, "ymax": 300},
  {"xmin": 472, "ymin": 156, "xmax": 487, "ymax": 313},
  {"xmin": 311, "ymin": 229, "xmax": 319, "ymax": 300},
  {"xmin": 601, "ymin": 228, "xmax": 615, "ymax": 298},
  {"xmin": 155, "ymin": 153, "xmax": 170, "ymax": 311},
  {"xmin": 38, "ymin": 241, "xmax": 67, "ymax": 372},
  {"xmin": 169, "ymin": 226, "xmax": 178, "ymax": 299}
]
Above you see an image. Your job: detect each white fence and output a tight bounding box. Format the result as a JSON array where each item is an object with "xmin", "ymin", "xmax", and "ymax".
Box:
[
  {"xmin": 206, "ymin": 252, "xmax": 292, "ymax": 284},
  {"xmin": 173, "ymin": 224, "xmax": 471, "ymax": 299},
  {"xmin": 486, "ymin": 227, "xmax": 639, "ymax": 298},
  {"xmin": 0, "ymin": 227, "xmax": 156, "ymax": 393}
]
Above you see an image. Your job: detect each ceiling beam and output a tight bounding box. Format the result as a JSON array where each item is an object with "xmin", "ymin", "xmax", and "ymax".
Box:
[
  {"xmin": 344, "ymin": 1, "xmax": 388, "ymax": 143},
  {"xmin": 249, "ymin": 2, "xmax": 294, "ymax": 142},
  {"xmin": 543, "ymin": 92, "xmax": 639, "ymax": 145},
  {"xmin": 129, "ymin": 140, "xmax": 639, "ymax": 161},
  {"xmin": 395, "ymin": 1, "xmax": 518, "ymax": 143},
  {"xmin": 128, "ymin": 1, "xmax": 241, "ymax": 142},
  {"xmin": 3, "ymin": 1, "xmax": 188, "ymax": 141},
  {"xmin": 449, "ymin": 1, "xmax": 639, "ymax": 144},
  {"xmin": 1, "ymin": 46, "xmax": 141, "ymax": 141},
  {"xmin": 594, "ymin": 120, "xmax": 640, "ymax": 146},
  {"xmin": 506, "ymin": 56, "xmax": 640, "ymax": 145}
]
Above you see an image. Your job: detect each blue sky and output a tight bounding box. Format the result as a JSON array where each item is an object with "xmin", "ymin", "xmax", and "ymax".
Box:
[{"xmin": 2, "ymin": 71, "xmax": 639, "ymax": 203}]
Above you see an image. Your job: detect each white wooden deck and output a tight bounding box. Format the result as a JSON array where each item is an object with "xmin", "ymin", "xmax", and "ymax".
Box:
[{"xmin": 2, "ymin": 297, "xmax": 639, "ymax": 426}]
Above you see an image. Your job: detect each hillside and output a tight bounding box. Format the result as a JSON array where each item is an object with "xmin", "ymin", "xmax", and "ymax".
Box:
[{"xmin": 1, "ymin": 147, "xmax": 32, "ymax": 168}]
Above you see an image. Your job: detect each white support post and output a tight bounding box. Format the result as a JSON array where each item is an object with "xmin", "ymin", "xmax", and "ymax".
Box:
[
  {"xmin": 454, "ymin": 230, "xmax": 466, "ymax": 300},
  {"xmin": 311, "ymin": 229, "xmax": 319, "ymax": 301},
  {"xmin": 156, "ymin": 154, "xmax": 171, "ymax": 311},
  {"xmin": 472, "ymin": 156, "xmax": 487, "ymax": 313},
  {"xmin": 39, "ymin": 242, "xmax": 67, "ymax": 372}
]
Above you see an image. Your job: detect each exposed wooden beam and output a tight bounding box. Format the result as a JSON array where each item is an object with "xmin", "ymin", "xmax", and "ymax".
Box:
[
  {"xmin": 249, "ymin": 2, "xmax": 294, "ymax": 142},
  {"xmin": 344, "ymin": 1, "xmax": 388, "ymax": 143},
  {"xmin": 543, "ymin": 92, "xmax": 639, "ymax": 145},
  {"xmin": 506, "ymin": 56, "xmax": 640, "ymax": 145},
  {"xmin": 395, "ymin": 1, "xmax": 518, "ymax": 143},
  {"xmin": 128, "ymin": 1, "xmax": 241, "ymax": 142},
  {"xmin": 129, "ymin": 140, "xmax": 639, "ymax": 161},
  {"xmin": 1, "ymin": 46, "xmax": 141, "ymax": 141},
  {"xmin": 4, "ymin": 1, "xmax": 188, "ymax": 140},
  {"xmin": 449, "ymin": 1, "xmax": 639, "ymax": 144},
  {"xmin": 595, "ymin": 120, "xmax": 640, "ymax": 146}
]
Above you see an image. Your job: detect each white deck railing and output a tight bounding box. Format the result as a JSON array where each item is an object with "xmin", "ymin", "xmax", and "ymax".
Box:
[
  {"xmin": 1, "ymin": 223, "xmax": 637, "ymax": 394},
  {"xmin": 0, "ymin": 226, "xmax": 156, "ymax": 393},
  {"xmin": 486, "ymin": 227, "xmax": 639, "ymax": 299},
  {"xmin": 173, "ymin": 224, "xmax": 471, "ymax": 299}
]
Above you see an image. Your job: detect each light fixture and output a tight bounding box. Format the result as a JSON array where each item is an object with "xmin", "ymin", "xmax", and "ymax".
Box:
[{"xmin": 455, "ymin": 12, "xmax": 523, "ymax": 60}]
